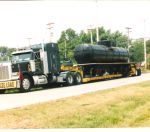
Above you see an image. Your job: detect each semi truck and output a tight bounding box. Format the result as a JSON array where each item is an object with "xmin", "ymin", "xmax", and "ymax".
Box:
[{"xmin": 0, "ymin": 41, "xmax": 141, "ymax": 93}]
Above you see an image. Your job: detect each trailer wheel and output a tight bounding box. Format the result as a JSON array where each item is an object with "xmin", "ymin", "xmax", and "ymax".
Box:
[
  {"xmin": 65, "ymin": 72, "xmax": 74, "ymax": 86},
  {"xmin": 20, "ymin": 75, "xmax": 32, "ymax": 92},
  {"xmin": 74, "ymin": 72, "xmax": 82, "ymax": 85},
  {"xmin": 122, "ymin": 67, "xmax": 130, "ymax": 77},
  {"xmin": 136, "ymin": 69, "xmax": 141, "ymax": 76},
  {"xmin": 0, "ymin": 89, "xmax": 6, "ymax": 94}
]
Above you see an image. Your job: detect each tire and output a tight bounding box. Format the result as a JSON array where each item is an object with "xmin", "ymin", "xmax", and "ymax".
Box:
[
  {"xmin": 65, "ymin": 72, "xmax": 74, "ymax": 86},
  {"xmin": 122, "ymin": 71, "xmax": 129, "ymax": 77},
  {"xmin": 122, "ymin": 67, "xmax": 130, "ymax": 77},
  {"xmin": 20, "ymin": 75, "xmax": 32, "ymax": 92},
  {"xmin": 74, "ymin": 72, "xmax": 82, "ymax": 85},
  {"xmin": 136, "ymin": 69, "xmax": 141, "ymax": 76},
  {"xmin": 0, "ymin": 89, "xmax": 6, "ymax": 94}
]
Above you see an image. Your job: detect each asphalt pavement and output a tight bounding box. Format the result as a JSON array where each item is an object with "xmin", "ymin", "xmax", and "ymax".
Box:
[{"xmin": 0, "ymin": 73, "xmax": 150, "ymax": 111}]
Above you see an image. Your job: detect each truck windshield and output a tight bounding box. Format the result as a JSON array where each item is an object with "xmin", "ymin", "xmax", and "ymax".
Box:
[{"xmin": 12, "ymin": 52, "xmax": 32, "ymax": 62}]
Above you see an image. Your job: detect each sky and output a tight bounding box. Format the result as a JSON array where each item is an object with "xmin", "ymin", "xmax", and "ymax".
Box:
[{"xmin": 0, "ymin": 0, "xmax": 150, "ymax": 48}]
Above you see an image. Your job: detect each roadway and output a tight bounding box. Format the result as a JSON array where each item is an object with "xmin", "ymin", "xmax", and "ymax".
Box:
[{"xmin": 0, "ymin": 73, "xmax": 150, "ymax": 111}]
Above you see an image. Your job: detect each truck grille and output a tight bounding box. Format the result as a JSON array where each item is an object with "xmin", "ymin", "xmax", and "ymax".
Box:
[
  {"xmin": 0, "ymin": 62, "xmax": 11, "ymax": 80},
  {"xmin": 0, "ymin": 66, "xmax": 9, "ymax": 79}
]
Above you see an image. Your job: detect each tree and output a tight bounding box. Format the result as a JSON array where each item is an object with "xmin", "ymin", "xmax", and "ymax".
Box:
[
  {"xmin": 57, "ymin": 28, "xmax": 80, "ymax": 62},
  {"xmin": 110, "ymin": 31, "xmax": 128, "ymax": 48},
  {"xmin": 57, "ymin": 27, "xmax": 129, "ymax": 63},
  {"xmin": 129, "ymin": 39, "xmax": 144, "ymax": 62},
  {"xmin": 78, "ymin": 30, "xmax": 90, "ymax": 44},
  {"xmin": 145, "ymin": 40, "xmax": 150, "ymax": 66},
  {"xmin": 146, "ymin": 39, "xmax": 150, "ymax": 53},
  {"xmin": 0, "ymin": 46, "xmax": 16, "ymax": 62}
]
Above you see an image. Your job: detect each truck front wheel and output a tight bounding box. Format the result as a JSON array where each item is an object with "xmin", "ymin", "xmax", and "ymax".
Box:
[{"xmin": 20, "ymin": 75, "xmax": 32, "ymax": 92}]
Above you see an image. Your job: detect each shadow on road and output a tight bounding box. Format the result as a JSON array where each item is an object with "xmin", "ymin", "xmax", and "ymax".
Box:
[
  {"xmin": 1, "ymin": 76, "xmax": 130, "ymax": 95},
  {"xmin": 1, "ymin": 83, "xmax": 65, "ymax": 95}
]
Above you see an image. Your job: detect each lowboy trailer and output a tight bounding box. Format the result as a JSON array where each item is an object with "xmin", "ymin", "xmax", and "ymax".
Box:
[{"xmin": 0, "ymin": 41, "xmax": 141, "ymax": 93}]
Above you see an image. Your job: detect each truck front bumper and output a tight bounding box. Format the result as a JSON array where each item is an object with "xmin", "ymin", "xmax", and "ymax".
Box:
[{"xmin": 0, "ymin": 79, "xmax": 20, "ymax": 90}]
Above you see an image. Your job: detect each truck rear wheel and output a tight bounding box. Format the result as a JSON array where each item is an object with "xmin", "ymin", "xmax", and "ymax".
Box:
[
  {"xmin": 74, "ymin": 72, "xmax": 82, "ymax": 85},
  {"xmin": 65, "ymin": 72, "xmax": 74, "ymax": 86},
  {"xmin": 20, "ymin": 75, "xmax": 32, "ymax": 92},
  {"xmin": 136, "ymin": 69, "xmax": 141, "ymax": 76}
]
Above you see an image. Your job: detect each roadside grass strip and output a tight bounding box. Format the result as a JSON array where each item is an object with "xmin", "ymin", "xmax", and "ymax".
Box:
[{"xmin": 0, "ymin": 81, "xmax": 150, "ymax": 128}]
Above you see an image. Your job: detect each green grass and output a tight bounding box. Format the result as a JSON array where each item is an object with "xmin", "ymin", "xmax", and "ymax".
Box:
[
  {"xmin": 141, "ymin": 68, "xmax": 150, "ymax": 73},
  {"xmin": 0, "ymin": 81, "xmax": 150, "ymax": 128}
]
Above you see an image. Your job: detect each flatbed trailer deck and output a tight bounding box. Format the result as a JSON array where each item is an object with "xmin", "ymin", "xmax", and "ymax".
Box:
[{"xmin": 61, "ymin": 62, "xmax": 141, "ymax": 83}]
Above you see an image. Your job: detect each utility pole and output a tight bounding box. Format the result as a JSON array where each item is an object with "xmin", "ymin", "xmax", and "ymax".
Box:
[
  {"xmin": 47, "ymin": 22, "xmax": 54, "ymax": 42},
  {"xmin": 96, "ymin": 0, "xmax": 99, "ymax": 42},
  {"xmin": 143, "ymin": 19, "xmax": 147, "ymax": 69},
  {"xmin": 126, "ymin": 27, "xmax": 132, "ymax": 52},
  {"xmin": 88, "ymin": 25, "xmax": 93, "ymax": 44},
  {"xmin": 64, "ymin": 33, "xmax": 67, "ymax": 59},
  {"xmin": 126, "ymin": 27, "xmax": 132, "ymax": 63},
  {"xmin": 144, "ymin": 38, "xmax": 147, "ymax": 69},
  {"xmin": 26, "ymin": 38, "xmax": 32, "ymax": 48},
  {"xmin": 64, "ymin": 32, "xmax": 69, "ymax": 59}
]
